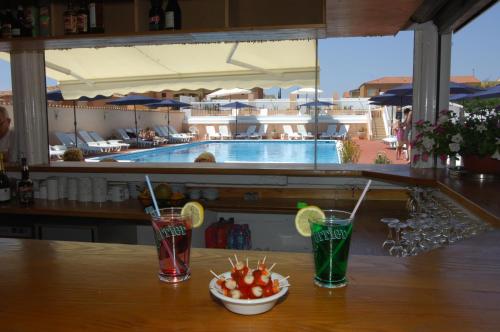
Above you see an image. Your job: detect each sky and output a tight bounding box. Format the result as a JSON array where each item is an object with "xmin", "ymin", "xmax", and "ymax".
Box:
[{"xmin": 0, "ymin": 3, "xmax": 498, "ymax": 96}]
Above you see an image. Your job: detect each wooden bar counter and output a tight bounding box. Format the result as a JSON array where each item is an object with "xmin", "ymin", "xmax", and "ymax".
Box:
[{"xmin": 1, "ymin": 232, "xmax": 500, "ymax": 331}]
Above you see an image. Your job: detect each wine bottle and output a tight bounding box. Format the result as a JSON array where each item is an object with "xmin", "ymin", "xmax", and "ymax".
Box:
[
  {"xmin": 88, "ymin": 0, "xmax": 104, "ymax": 33},
  {"xmin": 38, "ymin": 0, "xmax": 51, "ymax": 37},
  {"xmin": 149, "ymin": 0, "xmax": 164, "ymax": 31},
  {"xmin": 25, "ymin": 0, "xmax": 39, "ymax": 37},
  {"xmin": 17, "ymin": 157, "xmax": 34, "ymax": 206},
  {"xmin": 0, "ymin": 153, "xmax": 11, "ymax": 203},
  {"xmin": 63, "ymin": 1, "xmax": 77, "ymax": 35},
  {"xmin": 164, "ymin": 0, "xmax": 181, "ymax": 30},
  {"xmin": 11, "ymin": 5, "xmax": 22, "ymax": 37},
  {"xmin": 77, "ymin": 0, "xmax": 89, "ymax": 34}
]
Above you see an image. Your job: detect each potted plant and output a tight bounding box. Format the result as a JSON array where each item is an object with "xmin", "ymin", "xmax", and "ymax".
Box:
[
  {"xmin": 339, "ymin": 138, "xmax": 361, "ymax": 163},
  {"xmin": 357, "ymin": 126, "xmax": 367, "ymax": 139},
  {"xmin": 412, "ymin": 100, "xmax": 500, "ymax": 173}
]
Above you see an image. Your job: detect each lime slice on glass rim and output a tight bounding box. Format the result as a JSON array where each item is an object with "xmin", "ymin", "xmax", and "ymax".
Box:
[
  {"xmin": 295, "ymin": 206, "xmax": 325, "ymax": 237},
  {"xmin": 181, "ymin": 201, "xmax": 205, "ymax": 228}
]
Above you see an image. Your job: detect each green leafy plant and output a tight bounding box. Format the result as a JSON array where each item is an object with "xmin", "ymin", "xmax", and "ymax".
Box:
[
  {"xmin": 412, "ymin": 99, "xmax": 500, "ymax": 163},
  {"xmin": 374, "ymin": 151, "xmax": 391, "ymax": 164},
  {"xmin": 339, "ymin": 139, "xmax": 360, "ymax": 163}
]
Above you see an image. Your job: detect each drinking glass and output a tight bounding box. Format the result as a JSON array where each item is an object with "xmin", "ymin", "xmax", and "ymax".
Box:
[
  {"xmin": 309, "ymin": 210, "xmax": 353, "ymax": 288},
  {"xmin": 151, "ymin": 208, "xmax": 193, "ymax": 283}
]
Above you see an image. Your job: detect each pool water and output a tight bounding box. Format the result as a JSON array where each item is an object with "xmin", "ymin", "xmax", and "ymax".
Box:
[{"xmin": 96, "ymin": 141, "xmax": 340, "ymax": 163}]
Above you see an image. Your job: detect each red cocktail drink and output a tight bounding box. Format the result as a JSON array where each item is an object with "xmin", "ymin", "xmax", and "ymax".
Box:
[{"xmin": 151, "ymin": 208, "xmax": 192, "ymax": 283}]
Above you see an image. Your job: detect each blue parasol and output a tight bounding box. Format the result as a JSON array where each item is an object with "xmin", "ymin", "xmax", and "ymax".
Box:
[
  {"xmin": 147, "ymin": 99, "xmax": 192, "ymax": 138},
  {"xmin": 107, "ymin": 95, "xmax": 160, "ymax": 146},
  {"xmin": 47, "ymin": 90, "xmax": 111, "ymax": 148},
  {"xmin": 385, "ymin": 82, "xmax": 484, "ymax": 96},
  {"xmin": 451, "ymin": 84, "xmax": 500, "ymax": 101},
  {"xmin": 220, "ymin": 102, "xmax": 254, "ymax": 137}
]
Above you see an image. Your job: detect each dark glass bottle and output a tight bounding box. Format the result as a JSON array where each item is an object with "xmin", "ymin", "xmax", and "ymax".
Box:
[
  {"xmin": 63, "ymin": 1, "xmax": 77, "ymax": 35},
  {"xmin": 38, "ymin": 0, "xmax": 51, "ymax": 37},
  {"xmin": 25, "ymin": 0, "xmax": 39, "ymax": 37},
  {"xmin": 77, "ymin": 0, "xmax": 89, "ymax": 34},
  {"xmin": 164, "ymin": 0, "xmax": 181, "ymax": 30},
  {"xmin": 0, "ymin": 154, "xmax": 11, "ymax": 203},
  {"xmin": 11, "ymin": 5, "xmax": 22, "ymax": 37},
  {"xmin": 149, "ymin": 0, "xmax": 164, "ymax": 31},
  {"xmin": 88, "ymin": 0, "xmax": 104, "ymax": 33},
  {"xmin": 17, "ymin": 158, "xmax": 34, "ymax": 206}
]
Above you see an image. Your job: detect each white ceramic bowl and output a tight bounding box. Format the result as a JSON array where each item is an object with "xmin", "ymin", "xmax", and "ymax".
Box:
[{"xmin": 209, "ymin": 271, "xmax": 289, "ymax": 315}]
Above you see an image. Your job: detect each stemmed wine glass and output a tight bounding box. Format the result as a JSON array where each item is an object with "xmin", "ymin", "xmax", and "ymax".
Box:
[{"xmin": 381, "ymin": 218, "xmax": 398, "ymax": 249}]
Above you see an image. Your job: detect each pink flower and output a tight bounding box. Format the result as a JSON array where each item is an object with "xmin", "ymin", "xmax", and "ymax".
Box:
[
  {"xmin": 416, "ymin": 120, "xmax": 425, "ymax": 126},
  {"xmin": 439, "ymin": 154, "xmax": 447, "ymax": 162},
  {"xmin": 434, "ymin": 125, "xmax": 445, "ymax": 134},
  {"xmin": 413, "ymin": 154, "xmax": 420, "ymax": 163},
  {"xmin": 422, "ymin": 153, "xmax": 429, "ymax": 162}
]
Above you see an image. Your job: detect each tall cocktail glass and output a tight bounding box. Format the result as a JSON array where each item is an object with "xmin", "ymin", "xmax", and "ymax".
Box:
[
  {"xmin": 309, "ymin": 210, "xmax": 353, "ymax": 288},
  {"xmin": 151, "ymin": 207, "xmax": 192, "ymax": 283}
]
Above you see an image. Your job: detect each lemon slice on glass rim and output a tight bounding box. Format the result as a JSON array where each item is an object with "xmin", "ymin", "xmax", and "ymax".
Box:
[
  {"xmin": 181, "ymin": 201, "xmax": 205, "ymax": 228},
  {"xmin": 295, "ymin": 206, "xmax": 325, "ymax": 237}
]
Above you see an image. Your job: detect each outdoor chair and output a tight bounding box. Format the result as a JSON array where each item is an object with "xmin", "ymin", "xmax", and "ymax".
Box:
[
  {"xmin": 320, "ymin": 125, "xmax": 337, "ymax": 139},
  {"xmin": 218, "ymin": 125, "xmax": 232, "ymax": 140},
  {"xmin": 236, "ymin": 125, "xmax": 256, "ymax": 139},
  {"xmin": 167, "ymin": 125, "xmax": 191, "ymax": 143},
  {"xmin": 188, "ymin": 126, "xmax": 199, "ymax": 140},
  {"xmin": 89, "ymin": 131, "xmax": 130, "ymax": 150},
  {"xmin": 250, "ymin": 124, "xmax": 268, "ymax": 139},
  {"xmin": 297, "ymin": 125, "xmax": 314, "ymax": 139},
  {"xmin": 206, "ymin": 126, "xmax": 221, "ymax": 140},
  {"xmin": 382, "ymin": 135, "xmax": 398, "ymax": 149},
  {"xmin": 118, "ymin": 128, "xmax": 154, "ymax": 148},
  {"xmin": 332, "ymin": 124, "xmax": 350, "ymax": 140},
  {"xmin": 49, "ymin": 145, "xmax": 66, "ymax": 160},
  {"xmin": 79, "ymin": 130, "xmax": 121, "ymax": 152},
  {"xmin": 283, "ymin": 125, "xmax": 301, "ymax": 140},
  {"xmin": 55, "ymin": 132, "xmax": 105, "ymax": 155}
]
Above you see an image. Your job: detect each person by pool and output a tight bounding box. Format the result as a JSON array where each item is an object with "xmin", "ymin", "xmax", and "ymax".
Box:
[{"xmin": 194, "ymin": 152, "xmax": 216, "ymax": 163}]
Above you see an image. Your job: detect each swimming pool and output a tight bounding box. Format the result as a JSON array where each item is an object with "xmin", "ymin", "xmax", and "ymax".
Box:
[{"xmin": 94, "ymin": 141, "xmax": 341, "ymax": 163}]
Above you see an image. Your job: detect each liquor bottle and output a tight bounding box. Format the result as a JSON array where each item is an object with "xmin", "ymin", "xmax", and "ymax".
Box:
[
  {"xmin": 149, "ymin": 0, "xmax": 164, "ymax": 31},
  {"xmin": 25, "ymin": 0, "xmax": 39, "ymax": 37},
  {"xmin": 0, "ymin": 153, "xmax": 11, "ymax": 203},
  {"xmin": 88, "ymin": 0, "xmax": 104, "ymax": 33},
  {"xmin": 76, "ymin": 0, "xmax": 89, "ymax": 34},
  {"xmin": 17, "ymin": 158, "xmax": 34, "ymax": 206},
  {"xmin": 11, "ymin": 5, "xmax": 22, "ymax": 37},
  {"xmin": 38, "ymin": 0, "xmax": 51, "ymax": 37},
  {"xmin": 64, "ymin": 1, "xmax": 77, "ymax": 35},
  {"xmin": 164, "ymin": 0, "xmax": 181, "ymax": 30}
]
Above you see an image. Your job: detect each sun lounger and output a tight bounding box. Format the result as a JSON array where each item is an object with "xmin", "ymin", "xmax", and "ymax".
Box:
[
  {"xmin": 320, "ymin": 125, "xmax": 337, "ymax": 139},
  {"xmin": 167, "ymin": 125, "xmax": 191, "ymax": 143},
  {"xmin": 218, "ymin": 125, "xmax": 232, "ymax": 140},
  {"xmin": 89, "ymin": 131, "xmax": 130, "ymax": 150},
  {"xmin": 117, "ymin": 128, "xmax": 154, "ymax": 148},
  {"xmin": 49, "ymin": 145, "xmax": 66, "ymax": 159},
  {"xmin": 206, "ymin": 126, "xmax": 221, "ymax": 140},
  {"xmin": 250, "ymin": 124, "xmax": 268, "ymax": 139},
  {"xmin": 55, "ymin": 132, "xmax": 105, "ymax": 154},
  {"xmin": 332, "ymin": 124, "xmax": 350, "ymax": 140},
  {"xmin": 297, "ymin": 125, "xmax": 314, "ymax": 139},
  {"xmin": 236, "ymin": 125, "xmax": 256, "ymax": 139},
  {"xmin": 283, "ymin": 125, "xmax": 301, "ymax": 140},
  {"xmin": 79, "ymin": 130, "xmax": 121, "ymax": 152}
]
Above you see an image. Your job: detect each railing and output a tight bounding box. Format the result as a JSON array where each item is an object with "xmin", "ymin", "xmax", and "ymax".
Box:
[{"xmin": 188, "ymin": 107, "xmax": 369, "ymax": 117}]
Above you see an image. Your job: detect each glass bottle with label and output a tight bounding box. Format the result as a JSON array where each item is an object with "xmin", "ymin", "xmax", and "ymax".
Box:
[
  {"xmin": 11, "ymin": 5, "xmax": 22, "ymax": 37},
  {"xmin": 17, "ymin": 158, "xmax": 34, "ymax": 206},
  {"xmin": 164, "ymin": 0, "xmax": 181, "ymax": 30},
  {"xmin": 77, "ymin": 0, "xmax": 89, "ymax": 34},
  {"xmin": 63, "ymin": 1, "xmax": 77, "ymax": 35},
  {"xmin": 25, "ymin": 0, "xmax": 39, "ymax": 37},
  {"xmin": 149, "ymin": 0, "xmax": 164, "ymax": 31},
  {"xmin": 88, "ymin": 0, "xmax": 104, "ymax": 33},
  {"xmin": 38, "ymin": 0, "xmax": 51, "ymax": 37},
  {"xmin": 0, "ymin": 154, "xmax": 11, "ymax": 203}
]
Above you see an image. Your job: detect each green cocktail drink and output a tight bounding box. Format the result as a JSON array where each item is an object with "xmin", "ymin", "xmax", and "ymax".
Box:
[{"xmin": 309, "ymin": 210, "xmax": 353, "ymax": 288}]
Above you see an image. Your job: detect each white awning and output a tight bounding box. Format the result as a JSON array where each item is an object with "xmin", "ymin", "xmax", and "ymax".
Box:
[{"xmin": 3, "ymin": 40, "xmax": 315, "ymax": 100}]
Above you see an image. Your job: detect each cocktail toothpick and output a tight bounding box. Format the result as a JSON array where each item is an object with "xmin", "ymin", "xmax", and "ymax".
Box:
[
  {"xmin": 257, "ymin": 260, "xmax": 260, "ymax": 269},
  {"xmin": 278, "ymin": 284, "xmax": 290, "ymax": 289},
  {"xmin": 262, "ymin": 256, "xmax": 267, "ymax": 264},
  {"xmin": 210, "ymin": 270, "xmax": 222, "ymax": 280},
  {"xmin": 268, "ymin": 263, "xmax": 276, "ymax": 272},
  {"xmin": 280, "ymin": 275, "xmax": 290, "ymax": 282},
  {"xmin": 234, "ymin": 254, "xmax": 239, "ymax": 264},
  {"xmin": 246, "ymin": 257, "xmax": 249, "ymax": 267},
  {"xmin": 228, "ymin": 257, "xmax": 235, "ymax": 268}
]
